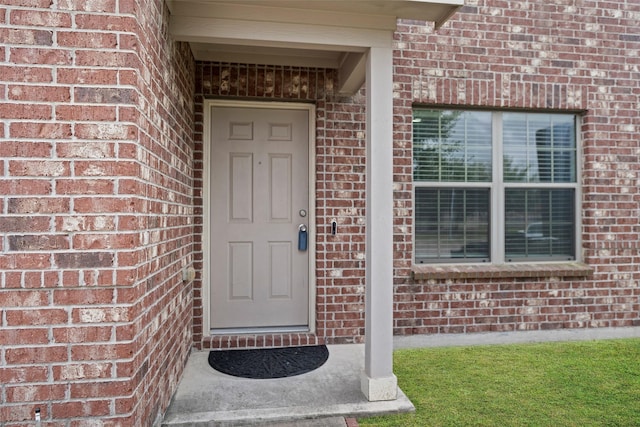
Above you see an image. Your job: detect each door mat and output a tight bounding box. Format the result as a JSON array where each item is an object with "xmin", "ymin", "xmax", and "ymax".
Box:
[{"xmin": 208, "ymin": 345, "xmax": 329, "ymax": 379}]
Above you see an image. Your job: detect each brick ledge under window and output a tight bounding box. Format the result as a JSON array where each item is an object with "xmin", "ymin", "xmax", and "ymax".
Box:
[{"xmin": 412, "ymin": 262, "xmax": 593, "ymax": 281}]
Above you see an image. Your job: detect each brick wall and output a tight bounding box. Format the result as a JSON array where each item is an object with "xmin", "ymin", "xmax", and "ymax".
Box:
[
  {"xmin": 393, "ymin": 0, "xmax": 640, "ymax": 334},
  {"xmin": 1, "ymin": 0, "xmax": 639, "ymax": 423},
  {"xmin": 193, "ymin": 0, "xmax": 640, "ymax": 348},
  {"xmin": 0, "ymin": 0, "xmax": 194, "ymax": 425}
]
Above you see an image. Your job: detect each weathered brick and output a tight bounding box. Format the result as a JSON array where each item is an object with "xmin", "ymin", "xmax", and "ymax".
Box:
[
  {"xmin": 8, "ymin": 235, "xmax": 69, "ymax": 251},
  {"xmin": 5, "ymin": 346, "xmax": 68, "ymax": 364},
  {"xmin": 55, "ymin": 179, "xmax": 114, "ymax": 195},
  {"xmin": 10, "ymin": 10, "xmax": 72, "ymax": 27},
  {"xmin": 73, "ymin": 306, "xmax": 130, "ymax": 323},
  {"xmin": 9, "ymin": 122, "xmax": 72, "ymax": 139},
  {"xmin": 0, "ymin": 178, "xmax": 51, "ymax": 195},
  {"xmin": 74, "ymin": 123, "xmax": 137, "ymax": 140},
  {"xmin": 51, "ymin": 400, "xmax": 111, "ymax": 419},
  {"xmin": 8, "ymin": 197, "xmax": 69, "ymax": 214},
  {"xmin": 75, "ymin": 14, "xmax": 136, "ymax": 31},
  {"xmin": 6, "ymin": 309, "xmax": 68, "ymax": 326},
  {"xmin": 55, "ymin": 105, "xmax": 117, "ymax": 122},
  {"xmin": 52, "ymin": 363, "xmax": 112, "ymax": 381},
  {"xmin": 53, "ymin": 289, "xmax": 114, "ymax": 306},
  {"xmin": 0, "ymin": 216, "xmax": 50, "ymax": 232},
  {"xmin": 5, "ymin": 384, "xmax": 67, "ymax": 403},
  {"xmin": 0, "ymin": 253, "xmax": 51, "ymax": 270},
  {"xmin": 0, "ymin": 328, "xmax": 49, "ymax": 346},
  {"xmin": 0, "ymin": 103, "xmax": 51, "ymax": 119},
  {"xmin": 56, "ymin": 31, "xmax": 117, "ymax": 48},
  {"xmin": 0, "ymin": 28, "xmax": 53, "ymax": 45},
  {"xmin": 56, "ymin": 68, "xmax": 118, "ymax": 85},
  {"xmin": 0, "ymin": 366, "xmax": 49, "ymax": 384},
  {"xmin": 69, "ymin": 379, "xmax": 135, "ymax": 399},
  {"xmin": 9, "ymin": 160, "xmax": 69, "ymax": 176},
  {"xmin": 9, "ymin": 47, "xmax": 73, "ymax": 65},
  {"xmin": 54, "ymin": 252, "xmax": 114, "ymax": 269}
]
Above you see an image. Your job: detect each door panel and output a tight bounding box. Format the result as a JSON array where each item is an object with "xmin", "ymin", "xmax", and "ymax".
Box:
[{"xmin": 210, "ymin": 106, "xmax": 310, "ymax": 330}]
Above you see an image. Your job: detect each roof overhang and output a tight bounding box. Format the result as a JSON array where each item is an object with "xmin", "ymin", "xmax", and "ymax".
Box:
[{"xmin": 168, "ymin": 0, "xmax": 463, "ymax": 95}]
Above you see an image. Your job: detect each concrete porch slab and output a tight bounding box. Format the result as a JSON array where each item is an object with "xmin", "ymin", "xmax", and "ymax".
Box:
[{"xmin": 162, "ymin": 344, "xmax": 414, "ymax": 426}]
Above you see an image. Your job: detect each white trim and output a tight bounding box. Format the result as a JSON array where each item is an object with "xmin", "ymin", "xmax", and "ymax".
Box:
[
  {"xmin": 362, "ymin": 46, "xmax": 396, "ymax": 401},
  {"xmin": 202, "ymin": 100, "xmax": 317, "ymax": 338},
  {"xmin": 167, "ymin": 0, "xmax": 464, "ymax": 31},
  {"xmin": 170, "ymin": 16, "xmax": 392, "ymax": 50}
]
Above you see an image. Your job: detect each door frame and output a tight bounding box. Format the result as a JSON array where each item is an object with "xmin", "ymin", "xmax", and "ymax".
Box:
[{"xmin": 202, "ymin": 99, "xmax": 317, "ymax": 337}]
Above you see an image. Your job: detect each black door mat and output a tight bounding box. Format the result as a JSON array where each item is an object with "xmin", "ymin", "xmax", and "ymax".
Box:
[{"xmin": 208, "ymin": 345, "xmax": 329, "ymax": 379}]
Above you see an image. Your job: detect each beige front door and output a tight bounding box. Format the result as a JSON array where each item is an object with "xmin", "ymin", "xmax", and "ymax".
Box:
[{"xmin": 209, "ymin": 105, "xmax": 310, "ymax": 330}]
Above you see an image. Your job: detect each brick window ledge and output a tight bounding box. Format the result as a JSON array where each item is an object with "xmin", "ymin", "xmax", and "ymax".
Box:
[{"xmin": 412, "ymin": 262, "xmax": 593, "ymax": 281}]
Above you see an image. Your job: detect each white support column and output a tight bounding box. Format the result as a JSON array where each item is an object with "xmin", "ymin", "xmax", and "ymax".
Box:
[{"xmin": 361, "ymin": 45, "xmax": 397, "ymax": 402}]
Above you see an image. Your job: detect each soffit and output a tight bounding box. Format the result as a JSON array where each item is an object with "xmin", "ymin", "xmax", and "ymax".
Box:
[{"xmin": 168, "ymin": 0, "xmax": 463, "ymax": 94}]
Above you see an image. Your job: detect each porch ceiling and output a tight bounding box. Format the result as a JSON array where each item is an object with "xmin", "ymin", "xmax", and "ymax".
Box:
[{"xmin": 168, "ymin": 0, "xmax": 463, "ymax": 95}]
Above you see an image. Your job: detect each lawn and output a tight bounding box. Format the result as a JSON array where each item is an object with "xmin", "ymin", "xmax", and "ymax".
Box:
[{"xmin": 359, "ymin": 339, "xmax": 640, "ymax": 426}]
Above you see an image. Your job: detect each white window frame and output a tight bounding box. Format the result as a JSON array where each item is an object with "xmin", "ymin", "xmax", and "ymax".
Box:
[{"xmin": 413, "ymin": 109, "xmax": 582, "ymax": 265}]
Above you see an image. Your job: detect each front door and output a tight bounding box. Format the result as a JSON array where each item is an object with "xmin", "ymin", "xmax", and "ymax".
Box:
[{"xmin": 209, "ymin": 105, "xmax": 310, "ymax": 331}]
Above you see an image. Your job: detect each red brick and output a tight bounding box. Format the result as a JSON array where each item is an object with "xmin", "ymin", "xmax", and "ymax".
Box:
[
  {"xmin": 2, "ymin": 290, "xmax": 49, "ymax": 307},
  {"xmin": 75, "ymin": 14, "xmax": 136, "ymax": 31},
  {"xmin": 73, "ymin": 160, "xmax": 139, "ymax": 177},
  {"xmin": 72, "ymin": 306, "xmax": 131, "ymax": 323},
  {"xmin": 0, "ymin": 253, "xmax": 51, "ymax": 270},
  {"xmin": 5, "ymin": 384, "xmax": 66, "ymax": 403},
  {"xmin": 5, "ymin": 346, "xmax": 68, "ymax": 364},
  {"xmin": 51, "ymin": 400, "xmax": 111, "ymax": 419},
  {"xmin": 0, "ymin": 28, "xmax": 53, "ymax": 45},
  {"xmin": 53, "ymin": 289, "xmax": 115, "ymax": 305},
  {"xmin": 9, "ymin": 47, "xmax": 73, "ymax": 65},
  {"xmin": 0, "ymin": 178, "xmax": 51, "ymax": 195},
  {"xmin": 54, "ymin": 252, "xmax": 114, "ymax": 269},
  {"xmin": 56, "ymin": 142, "xmax": 115, "ymax": 158},
  {"xmin": 75, "ymin": 50, "xmax": 138, "ymax": 68},
  {"xmin": 56, "ymin": 68, "xmax": 118, "ymax": 85},
  {"xmin": 0, "ymin": 216, "xmax": 50, "ymax": 232},
  {"xmin": 9, "ymin": 122, "xmax": 71, "ymax": 139},
  {"xmin": 10, "ymin": 10, "xmax": 71, "ymax": 27},
  {"xmin": 0, "ymin": 103, "xmax": 51, "ymax": 119},
  {"xmin": 0, "ymin": 403, "xmax": 48, "ymax": 424},
  {"xmin": 55, "ymin": 105, "xmax": 117, "ymax": 121},
  {"xmin": 72, "ymin": 233, "xmax": 139, "ymax": 249},
  {"xmin": 0, "ymin": 366, "xmax": 49, "ymax": 384},
  {"xmin": 9, "ymin": 160, "xmax": 69, "ymax": 176},
  {"xmin": 56, "ymin": 179, "xmax": 114, "ymax": 195},
  {"xmin": 7, "ymin": 197, "xmax": 69, "ymax": 214},
  {"xmin": 71, "ymin": 342, "xmax": 135, "ymax": 361},
  {"xmin": 52, "ymin": 363, "xmax": 112, "ymax": 381},
  {"xmin": 0, "ymin": 328, "xmax": 49, "ymax": 345},
  {"xmin": 69, "ymin": 379, "xmax": 135, "ymax": 399},
  {"xmin": 0, "ymin": 65, "xmax": 52, "ymax": 82},
  {"xmin": 5, "ymin": 309, "xmax": 68, "ymax": 326},
  {"xmin": 8, "ymin": 85, "xmax": 70, "ymax": 102},
  {"xmin": 53, "ymin": 326, "xmax": 112, "ymax": 343},
  {"xmin": 57, "ymin": 31, "xmax": 117, "ymax": 48}
]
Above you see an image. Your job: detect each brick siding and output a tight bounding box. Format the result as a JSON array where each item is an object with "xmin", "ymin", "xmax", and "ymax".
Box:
[
  {"xmin": 0, "ymin": 0, "xmax": 194, "ymax": 425},
  {"xmin": 392, "ymin": 1, "xmax": 640, "ymax": 335},
  {"xmin": 1, "ymin": 0, "xmax": 639, "ymax": 425},
  {"xmin": 193, "ymin": 0, "xmax": 640, "ymax": 349}
]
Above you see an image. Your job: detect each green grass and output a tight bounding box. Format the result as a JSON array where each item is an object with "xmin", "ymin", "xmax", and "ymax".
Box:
[{"xmin": 359, "ymin": 339, "xmax": 640, "ymax": 427}]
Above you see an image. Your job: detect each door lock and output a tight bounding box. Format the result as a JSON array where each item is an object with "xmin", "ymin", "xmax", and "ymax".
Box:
[{"xmin": 298, "ymin": 224, "xmax": 308, "ymax": 251}]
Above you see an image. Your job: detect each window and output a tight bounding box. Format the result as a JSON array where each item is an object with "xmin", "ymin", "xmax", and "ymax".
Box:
[{"xmin": 413, "ymin": 109, "xmax": 578, "ymax": 264}]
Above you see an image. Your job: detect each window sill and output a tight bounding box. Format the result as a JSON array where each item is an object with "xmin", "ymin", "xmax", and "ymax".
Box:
[{"xmin": 412, "ymin": 262, "xmax": 593, "ymax": 281}]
